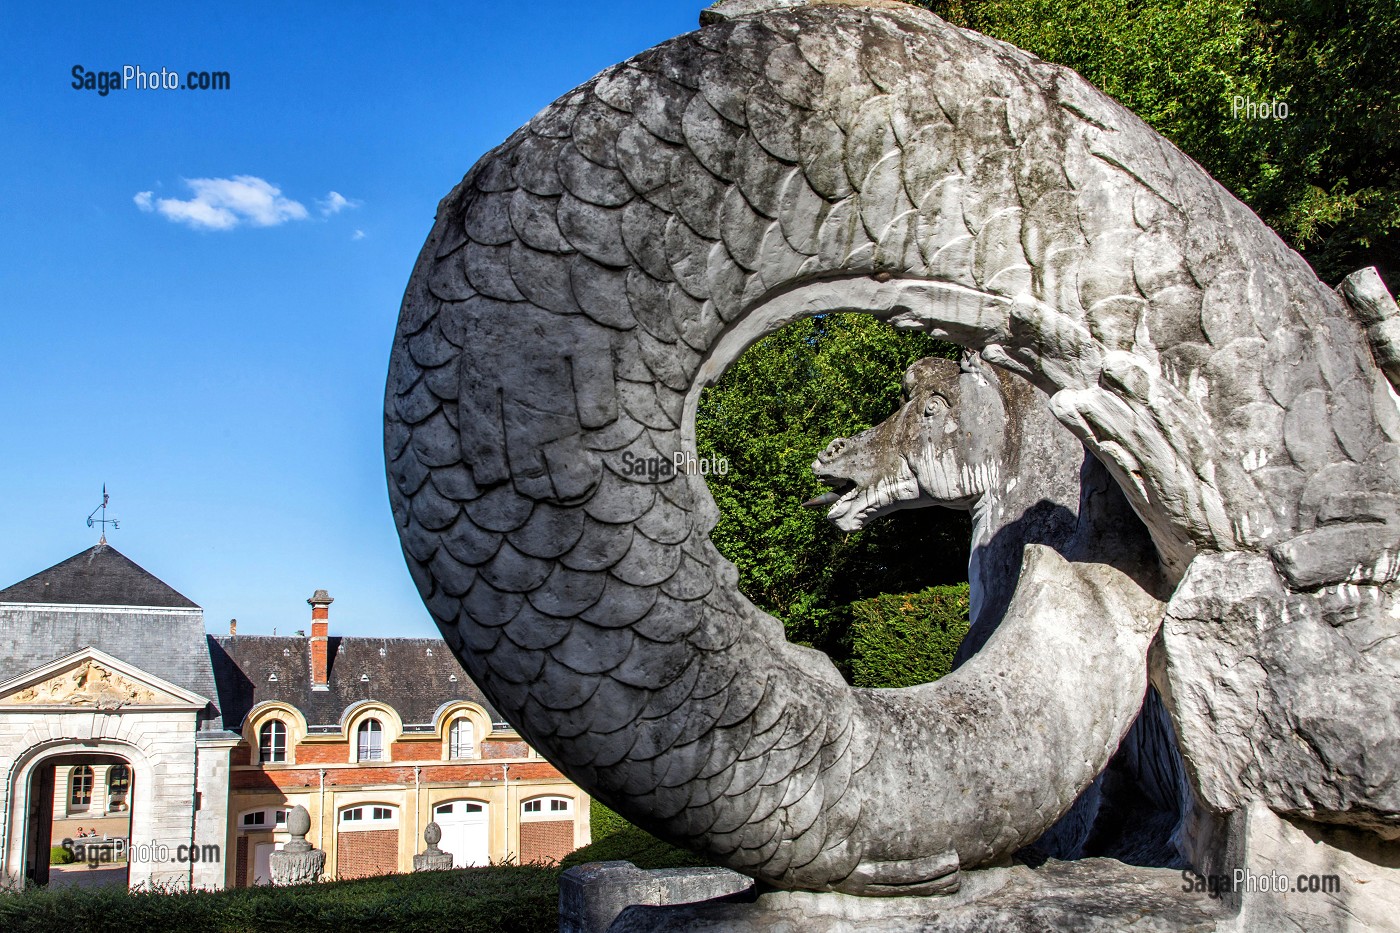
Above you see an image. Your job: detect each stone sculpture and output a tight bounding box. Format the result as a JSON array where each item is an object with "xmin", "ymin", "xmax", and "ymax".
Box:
[
  {"xmin": 386, "ymin": 0, "xmax": 1400, "ymax": 926},
  {"xmin": 810, "ymin": 351, "xmax": 1185, "ymax": 866},
  {"xmin": 414, "ymin": 821, "xmax": 455, "ymax": 872},
  {"xmin": 268, "ymin": 805, "xmax": 325, "ymax": 886}
]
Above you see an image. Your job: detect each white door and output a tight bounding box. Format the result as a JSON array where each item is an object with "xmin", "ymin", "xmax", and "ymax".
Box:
[
  {"xmin": 252, "ymin": 842, "xmax": 282, "ymax": 885},
  {"xmin": 433, "ymin": 801, "xmax": 489, "ymax": 867}
]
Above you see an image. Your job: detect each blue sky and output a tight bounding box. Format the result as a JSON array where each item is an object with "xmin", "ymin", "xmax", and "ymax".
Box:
[{"xmin": 1, "ymin": 1, "xmax": 703, "ymax": 637}]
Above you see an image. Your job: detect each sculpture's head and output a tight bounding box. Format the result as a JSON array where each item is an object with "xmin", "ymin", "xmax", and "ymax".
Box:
[{"xmin": 810, "ymin": 353, "xmax": 1009, "ymax": 531}]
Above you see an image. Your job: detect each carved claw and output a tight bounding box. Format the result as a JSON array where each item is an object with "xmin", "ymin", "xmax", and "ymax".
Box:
[{"xmin": 845, "ymin": 849, "xmax": 962, "ymax": 897}]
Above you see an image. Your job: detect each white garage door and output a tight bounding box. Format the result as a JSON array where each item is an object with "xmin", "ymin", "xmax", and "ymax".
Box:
[
  {"xmin": 433, "ymin": 800, "xmax": 489, "ymax": 867},
  {"xmin": 252, "ymin": 842, "xmax": 282, "ymax": 885}
]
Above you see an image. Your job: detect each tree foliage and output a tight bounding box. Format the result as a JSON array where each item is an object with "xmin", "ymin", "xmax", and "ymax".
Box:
[
  {"xmin": 914, "ymin": 0, "xmax": 1399, "ymax": 286},
  {"xmin": 693, "ymin": 315, "xmax": 969, "ymax": 672},
  {"xmin": 693, "ymin": 1, "xmax": 1397, "ymax": 677},
  {"xmin": 849, "ymin": 584, "xmax": 971, "ymax": 688}
]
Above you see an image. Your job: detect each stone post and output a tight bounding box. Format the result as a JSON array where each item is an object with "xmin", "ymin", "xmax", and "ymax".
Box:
[
  {"xmin": 413, "ymin": 821, "xmax": 454, "ymax": 872},
  {"xmin": 269, "ymin": 805, "xmax": 325, "ymax": 886}
]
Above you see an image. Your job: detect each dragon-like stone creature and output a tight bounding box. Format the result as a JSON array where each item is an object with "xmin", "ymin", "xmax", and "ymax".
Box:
[{"xmin": 386, "ymin": 0, "xmax": 1400, "ymax": 924}]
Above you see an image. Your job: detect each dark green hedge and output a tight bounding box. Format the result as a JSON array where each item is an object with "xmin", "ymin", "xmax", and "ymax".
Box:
[
  {"xmin": 0, "ymin": 865, "xmax": 559, "ymax": 933},
  {"xmin": 849, "ymin": 584, "xmax": 971, "ymax": 688},
  {"xmin": 561, "ymin": 801, "xmax": 712, "ymax": 872}
]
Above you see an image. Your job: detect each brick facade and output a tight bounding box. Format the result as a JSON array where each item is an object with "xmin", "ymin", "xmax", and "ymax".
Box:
[
  {"xmin": 235, "ymin": 836, "xmax": 248, "ymax": 887},
  {"xmin": 335, "ymin": 829, "xmax": 399, "ymax": 879},
  {"xmin": 520, "ymin": 819, "xmax": 574, "ymax": 865}
]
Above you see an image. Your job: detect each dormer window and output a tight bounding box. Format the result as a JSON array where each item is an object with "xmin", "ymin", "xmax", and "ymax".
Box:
[
  {"xmin": 449, "ymin": 718, "xmax": 475, "ymax": 759},
  {"xmin": 259, "ymin": 719, "xmax": 287, "ymax": 764},
  {"xmin": 357, "ymin": 718, "xmax": 383, "ymax": 761}
]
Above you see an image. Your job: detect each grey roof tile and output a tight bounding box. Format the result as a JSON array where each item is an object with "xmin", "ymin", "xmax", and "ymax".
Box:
[{"xmin": 0, "ymin": 544, "xmax": 198, "ymax": 609}]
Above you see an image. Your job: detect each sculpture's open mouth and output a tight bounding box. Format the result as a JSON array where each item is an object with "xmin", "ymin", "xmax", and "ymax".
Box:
[
  {"xmin": 806, "ymin": 464, "xmax": 919, "ymax": 532},
  {"xmin": 802, "ymin": 478, "xmax": 854, "ymax": 510}
]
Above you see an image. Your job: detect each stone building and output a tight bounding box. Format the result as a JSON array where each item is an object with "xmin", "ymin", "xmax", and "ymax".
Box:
[
  {"xmin": 0, "ymin": 544, "xmax": 234, "ymax": 890},
  {"xmin": 211, "ymin": 589, "xmax": 590, "ymax": 883},
  {"xmin": 0, "ymin": 543, "xmax": 590, "ymax": 890}
]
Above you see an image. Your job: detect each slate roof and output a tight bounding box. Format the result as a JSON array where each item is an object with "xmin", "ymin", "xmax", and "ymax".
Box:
[
  {"xmin": 0, "ymin": 544, "xmax": 198, "ymax": 609},
  {"xmin": 0, "ymin": 545, "xmax": 222, "ymax": 728},
  {"xmin": 210, "ymin": 635, "xmax": 501, "ymax": 730}
]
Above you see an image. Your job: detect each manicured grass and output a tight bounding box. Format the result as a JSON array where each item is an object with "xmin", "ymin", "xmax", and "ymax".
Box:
[{"xmin": 0, "ymin": 864, "xmax": 560, "ymax": 933}]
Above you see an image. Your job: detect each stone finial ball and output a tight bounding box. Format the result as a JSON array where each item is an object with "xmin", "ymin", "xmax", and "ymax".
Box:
[
  {"xmin": 287, "ymin": 804, "xmax": 312, "ymax": 838},
  {"xmin": 424, "ymin": 821, "xmax": 442, "ymax": 846}
]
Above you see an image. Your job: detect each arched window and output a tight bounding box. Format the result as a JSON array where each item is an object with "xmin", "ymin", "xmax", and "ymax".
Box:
[
  {"xmin": 449, "ymin": 718, "xmax": 475, "ymax": 759},
  {"xmin": 356, "ymin": 718, "xmax": 383, "ymax": 761},
  {"xmin": 107, "ymin": 764, "xmax": 130, "ymax": 812},
  {"xmin": 259, "ymin": 719, "xmax": 288, "ymax": 763},
  {"xmin": 521, "ymin": 795, "xmax": 572, "ymax": 817},
  {"xmin": 69, "ymin": 766, "xmax": 93, "ymax": 811},
  {"xmin": 339, "ymin": 804, "xmax": 397, "ymax": 828}
]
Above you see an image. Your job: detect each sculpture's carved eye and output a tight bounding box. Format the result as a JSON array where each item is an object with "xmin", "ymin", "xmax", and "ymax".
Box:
[{"xmin": 923, "ymin": 395, "xmax": 948, "ymax": 417}]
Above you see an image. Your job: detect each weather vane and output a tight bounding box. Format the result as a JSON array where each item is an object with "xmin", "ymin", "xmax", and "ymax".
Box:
[{"xmin": 87, "ymin": 484, "xmax": 119, "ymax": 544}]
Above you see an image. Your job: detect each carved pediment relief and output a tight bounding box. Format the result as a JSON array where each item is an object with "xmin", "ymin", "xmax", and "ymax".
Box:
[{"xmin": 0, "ymin": 658, "xmax": 174, "ymax": 710}]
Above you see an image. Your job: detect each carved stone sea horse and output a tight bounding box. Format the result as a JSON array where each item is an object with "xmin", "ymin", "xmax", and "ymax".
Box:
[
  {"xmin": 386, "ymin": 0, "xmax": 1400, "ymax": 922},
  {"xmin": 810, "ymin": 351, "xmax": 1184, "ymax": 864}
]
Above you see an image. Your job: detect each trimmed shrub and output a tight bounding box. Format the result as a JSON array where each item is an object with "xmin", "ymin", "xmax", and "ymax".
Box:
[
  {"xmin": 849, "ymin": 584, "xmax": 971, "ymax": 688},
  {"xmin": 561, "ymin": 801, "xmax": 713, "ymax": 871},
  {"xmin": 48, "ymin": 846, "xmax": 73, "ymax": 866},
  {"xmin": 0, "ymin": 864, "xmax": 559, "ymax": 933}
]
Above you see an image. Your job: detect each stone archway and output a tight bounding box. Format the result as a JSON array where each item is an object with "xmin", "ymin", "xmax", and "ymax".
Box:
[
  {"xmin": 4, "ymin": 738, "xmax": 160, "ymax": 891},
  {"xmin": 27, "ymin": 752, "xmax": 133, "ymax": 889}
]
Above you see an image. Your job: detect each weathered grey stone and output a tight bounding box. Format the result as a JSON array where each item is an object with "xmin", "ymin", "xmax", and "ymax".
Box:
[
  {"xmin": 413, "ymin": 820, "xmax": 454, "ymax": 872},
  {"xmin": 269, "ymin": 805, "xmax": 324, "ymax": 886},
  {"xmin": 810, "ymin": 353, "xmax": 1182, "ymax": 865},
  {"xmin": 1341, "ymin": 268, "xmax": 1400, "ymax": 375},
  {"xmin": 559, "ymin": 861, "xmax": 753, "ymax": 933},
  {"xmin": 609, "ymin": 859, "xmax": 1226, "ymax": 932},
  {"xmin": 387, "ymin": 0, "xmax": 1400, "ymax": 927}
]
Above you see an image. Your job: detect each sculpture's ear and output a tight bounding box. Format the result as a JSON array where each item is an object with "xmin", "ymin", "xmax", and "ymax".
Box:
[{"xmin": 958, "ymin": 348, "xmax": 981, "ymax": 374}]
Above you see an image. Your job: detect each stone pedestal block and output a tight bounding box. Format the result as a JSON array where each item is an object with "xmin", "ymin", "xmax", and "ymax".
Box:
[
  {"xmin": 558, "ymin": 861, "xmax": 753, "ymax": 933},
  {"xmin": 609, "ymin": 860, "xmax": 1226, "ymax": 933}
]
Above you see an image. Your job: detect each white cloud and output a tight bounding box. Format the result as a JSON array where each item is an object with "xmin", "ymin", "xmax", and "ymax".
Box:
[
  {"xmin": 318, "ymin": 191, "xmax": 361, "ymax": 216},
  {"xmin": 135, "ymin": 176, "xmax": 308, "ymax": 231},
  {"xmin": 352, "ymin": 229, "xmax": 366, "ymax": 241}
]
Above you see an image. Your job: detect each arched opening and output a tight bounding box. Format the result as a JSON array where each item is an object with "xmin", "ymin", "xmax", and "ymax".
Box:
[
  {"xmin": 432, "ymin": 799, "xmax": 489, "ymax": 867},
  {"xmin": 692, "ymin": 313, "xmax": 971, "ymax": 683},
  {"xmin": 25, "ymin": 752, "xmax": 133, "ymax": 890},
  {"xmin": 236, "ymin": 806, "xmax": 289, "ymax": 886},
  {"xmin": 335, "ymin": 803, "xmax": 399, "ymax": 879},
  {"xmin": 518, "ymin": 794, "xmax": 575, "ymax": 865}
]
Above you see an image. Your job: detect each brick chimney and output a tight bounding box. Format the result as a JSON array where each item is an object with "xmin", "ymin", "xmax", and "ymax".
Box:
[{"xmin": 308, "ymin": 590, "xmax": 333, "ymax": 691}]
